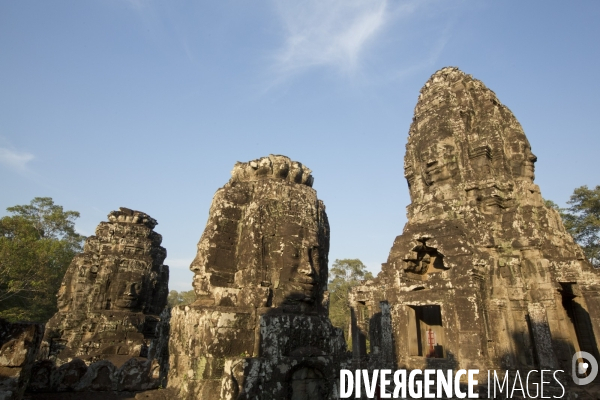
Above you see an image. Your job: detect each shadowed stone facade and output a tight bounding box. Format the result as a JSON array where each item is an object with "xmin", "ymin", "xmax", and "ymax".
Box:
[
  {"xmin": 30, "ymin": 208, "xmax": 170, "ymax": 393},
  {"xmin": 168, "ymin": 155, "xmax": 348, "ymax": 400},
  {"xmin": 12, "ymin": 68, "xmax": 600, "ymax": 399},
  {"xmin": 350, "ymin": 67, "xmax": 600, "ymax": 390},
  {"xmin": 0, "ymin": 320, "xmax": 44, "ymax": 400}
]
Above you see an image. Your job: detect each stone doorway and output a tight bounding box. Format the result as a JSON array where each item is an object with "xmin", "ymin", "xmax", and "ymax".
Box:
[
  {"xmin": 290, "ymin": 367, "xmax": 326, "ymax": 400},
  {"xmin": 408, "ymin": 305, "xmax": 445, "ymax": 358}
]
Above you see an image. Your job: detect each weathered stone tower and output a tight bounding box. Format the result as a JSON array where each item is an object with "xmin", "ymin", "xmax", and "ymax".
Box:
[
  {"xmin": 351, "ymin": 67, "xmax": 600, "ymax": 379},
  {"xmin": 168, "ymin": 155, "xmax": 348, "ymax": 400},
  {"xmin": 31, "ymin": 208, "xmax": 170, "ymax": 392}
]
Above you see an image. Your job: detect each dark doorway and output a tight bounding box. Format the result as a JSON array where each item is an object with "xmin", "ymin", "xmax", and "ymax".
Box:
[
  {"xmin": 290, "ymin": 368, "xmax": 326, "ymax": 400},
  {"xmin": 408, "ymin": 305, "xmax": 445, "ymax": 358},
  {"xmin": 560, "ymin": 283, "xmax": 600, "ymax": 362}
]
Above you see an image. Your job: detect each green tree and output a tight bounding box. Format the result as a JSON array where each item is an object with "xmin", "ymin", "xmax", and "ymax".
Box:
[
  {"xmin": 544, "ymin": 199, "xmax": 563, "ymax": 212},
  {"xmin": 557, "ymin": 186, "xmax": 600, "ymax": 267},
  {"xmin": 0, "ymin": 197, "xmax": 85, "ymax": 322},
  {"xmin": 167, "ymin": 289, "xmax": 195, "ymax": 307},
  {"xmin": 328, "ymin": 259, "xmax": 373, "ymax": 347}
]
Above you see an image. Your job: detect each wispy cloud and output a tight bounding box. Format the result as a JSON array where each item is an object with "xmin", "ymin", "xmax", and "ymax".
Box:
[
  {"xmin": 0, "ymin": 147, "xmax": 34, "ymax": 171},
  {"xmin": 390, "ymin": 30, "xmax": 451, "ymax": 83},
  {"xmin": 270, "ymin": 0, "xmax": 417, "ymax": 81}
]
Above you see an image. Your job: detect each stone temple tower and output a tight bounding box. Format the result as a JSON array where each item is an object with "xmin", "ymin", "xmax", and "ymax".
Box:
[
  {"xmin": 30, "ymin": 208, "xmax": 170, "ymax": 393},
  {"xmin": 350, "ymin": 67, "xmax": 600, "ymax": 381},
  {"xmin": 168, "ymin": 155, "xmax": 348, "ymax": 400},
  {"xmin": 42, "ymin": 208, "xmax": 169, "ymax": 365}
]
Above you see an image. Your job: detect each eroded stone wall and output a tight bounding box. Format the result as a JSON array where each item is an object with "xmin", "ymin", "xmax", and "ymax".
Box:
[
  {"xmin": 0, "ymin": 319, "xmax": 43, "ymax": 400},
  {"xmin": 168, "ymin": 155, "xmax": 348, "ymax": 399},
  {"xmin": 351, "ymin": 67, "xmax": 600, "ymax": 384},
  {"xmin": 30, "ymin": 208, "xmax": 169, "ymax": 393}
]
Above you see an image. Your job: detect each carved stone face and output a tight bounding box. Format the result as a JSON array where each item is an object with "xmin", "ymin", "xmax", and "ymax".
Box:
[
  {"xmin": 264, "ymin": 222, "xmax": 322, "ymax": 307},
  {"xmin": 191, "ymin": 158, "xmax": 327, "ymax": 311},
  {"xmin": 56, "ymin": 257, "xmax": 85, "ymax": 312},
  {"xmin": 114, "ymin": 281, "xmax": 142, "ymax": 309},
  {"xmin": 191, "ymin": 270, "xmax": 208, "ymax": 297},
  {"xmin": 108, "ymin": 264, "xmax": 146, "ymax": 311},
  {"xmin": 56, "ymin": 282, "xmax": 70, "ymax": 312},
  {"xmin": 506, "ymin": 129, "xmax": 537, "ymax": 181},
  {"xmin": 281, "ymin": 233, "xmax": 320, "ymax": 304},
  {"xmin": 511, "ymin": 145, "xmax": 536, "ymax": 181},
  {"xmin": 415, "ymin": 133, "xmax": 459, "ymax": 187}
]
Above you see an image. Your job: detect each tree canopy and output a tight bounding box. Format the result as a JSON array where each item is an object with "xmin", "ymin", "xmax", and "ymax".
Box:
[
  {"xmin": 546, "ymin": 186, "xmax": 600, "ymax": 267},
  {"xmin": 0, "ymin": 197, "xmax": 85, "ymax": 322},
  {"xmin": 560, "ymin": 186, "xmax": 600, "ymax": 267},
  {"xmin": 167, "ymin": 289, "xmax": 195, "ymax": 307},
  {"xmin": 328, "ymin": 258, "xmax": 373, "ymax": 347}
]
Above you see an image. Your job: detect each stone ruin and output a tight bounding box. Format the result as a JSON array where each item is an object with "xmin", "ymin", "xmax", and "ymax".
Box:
[
  {"xmin": 0, "ymin": 320, "xmax": 44, "ymax": 400},
  {"xmin": 28, "ymin": 208, "xmax": 170, "ymax": 394},
  {"xmin": 2, "ymin": 67, "xmax": 599, "ymax": 400},
  {"xmin": 350, "ymin": 67, "xmax": 600, "ymax": 390},
  {"xmin": 168, "ymin": 155, "xmax": 348, "ymax": 399}
]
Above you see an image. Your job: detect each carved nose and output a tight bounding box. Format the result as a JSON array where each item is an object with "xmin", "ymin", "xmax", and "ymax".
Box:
[
  {"xmin": 529, "ymin": 153, "xmax": 537, "ymax": 162},
  {"xmin": 298, "ymin": 261, "xmax": 313, "ymax": 276},
  {"xmin": 126, "ymin": 283, "xmax": 137, "ymax": 296}
]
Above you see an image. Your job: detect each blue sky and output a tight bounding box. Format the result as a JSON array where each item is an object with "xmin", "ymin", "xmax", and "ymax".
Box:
[{"xmin": 1, "ymin": 1, "xmax": 599, "ymax": 291}]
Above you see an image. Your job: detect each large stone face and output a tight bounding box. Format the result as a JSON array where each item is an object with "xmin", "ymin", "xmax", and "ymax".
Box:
[
  {"xmin": 190, "ymin": 155, "xmax": 328, "ymax": 314},
  {"xmin": 55, "ymin": 208, "xmax": 167, "ymax": 318},
  {"xmin": 168, "ymin": 155, "xmax": 348, "ymax": 399},
  {"xmin": 33, "ymin": 208, "xmax": 169, "ymax": 392},
  {"xmin": 351, "ymin": 67, "xmax": 600, "ymax": 383}
]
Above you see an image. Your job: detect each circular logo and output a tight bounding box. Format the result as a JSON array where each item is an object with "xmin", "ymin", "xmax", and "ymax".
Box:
[{"xmin": 572, "ymin": 351, "xmax": 598, "ymax": 385}]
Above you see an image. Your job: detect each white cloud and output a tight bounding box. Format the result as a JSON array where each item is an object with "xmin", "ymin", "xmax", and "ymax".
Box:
[
  {"xmin": 0, "ymin": 147, "xmax": 34, "ymax": 171},
  {"xmin": 270, "ymin": 0, "xmax": 417, "ymax": 80}
]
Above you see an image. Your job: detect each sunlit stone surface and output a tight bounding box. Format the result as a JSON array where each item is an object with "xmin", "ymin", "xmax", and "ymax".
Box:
[
  {"xmin": 31, "ymin": 208, "xmax": 170, "ymax": 393},
  {"xmin": 351, "ymin": 68, "xmax": 600, "ymax": 394},
  {"xmin": 168, "ymin": 155, "xmax": 348, "ymax": 400}
]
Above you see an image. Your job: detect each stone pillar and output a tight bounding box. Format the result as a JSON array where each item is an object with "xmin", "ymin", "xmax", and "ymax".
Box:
[
  {"xmin": 379, "ymin": 301, "xmax": 395, "ymax": 369},
  {"xmin": 527, "ymin": 303, "xmax": 558, "ymax": 369}
]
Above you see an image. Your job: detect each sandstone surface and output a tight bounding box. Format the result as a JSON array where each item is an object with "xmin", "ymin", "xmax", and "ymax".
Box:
[
  {"xmin": 350, "ymin": 67, "xmax": 600, "ymax": 392},
  {"xmin": 30, "ymin": 208, "xmax": 169, "ymax": 393},
  {"xmin": 0, "ymin": 319, "xmax": 44, "ymax": 400},
  {"xmin": 168, "ymin": 155, "xmax": 348, "ymax": 399}
]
